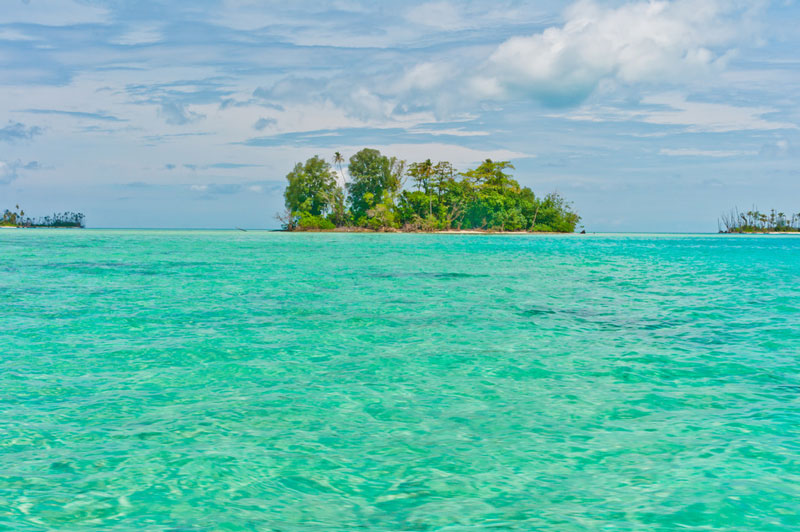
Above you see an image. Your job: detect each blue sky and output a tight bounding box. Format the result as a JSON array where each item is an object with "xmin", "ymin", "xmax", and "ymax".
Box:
[{"xmin": 1, "ymin": 0, "xmax": 799, "ymax": 230}]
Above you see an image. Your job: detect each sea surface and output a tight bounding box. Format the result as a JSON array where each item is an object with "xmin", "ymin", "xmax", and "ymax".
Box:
[{"xmin": 1, "ymin": 230, "xmax": 799, "ymax": 531}]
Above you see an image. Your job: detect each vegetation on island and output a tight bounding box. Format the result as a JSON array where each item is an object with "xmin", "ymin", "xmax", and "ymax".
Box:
[
  {"xmin": 718, "ymin": 207, "xmax": 800, "ymax": 233},
  {"xmin": 279, "ymin": 149, "xmax": 580, "ymax": 232},
  {"xmin": 1, "ymin": 205, "xmax": 85, "ymax": 228}
]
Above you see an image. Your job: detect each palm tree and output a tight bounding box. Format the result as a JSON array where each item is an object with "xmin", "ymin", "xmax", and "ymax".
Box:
[{"xmin": 333, "ymin": 152, "xmax": 345, "ymax": 186}]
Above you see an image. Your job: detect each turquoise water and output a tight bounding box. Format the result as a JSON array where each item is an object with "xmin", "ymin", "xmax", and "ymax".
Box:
[{"xmin": 1, "ymin": 231, "xmax": 799, "ymax": 531}]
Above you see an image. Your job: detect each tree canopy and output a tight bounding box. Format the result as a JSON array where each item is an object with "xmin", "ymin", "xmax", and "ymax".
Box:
[
  {"xmin": 1, "ymin": 205, "xmax": 85, "ymax": 228},
  {"xmin": 279, "ymin": 149, "xmax": 580, "ymax": 233},
  {"xmin": 719, "ymin": 207, "xmax": 800, "ymax": 233},
  {"xmin": 283, "ymin": 155, "xmax": 338, "ymax": 217},
  {"xmin": 345, "ymin": 149, "xmax": 401, "ymax": 220}
]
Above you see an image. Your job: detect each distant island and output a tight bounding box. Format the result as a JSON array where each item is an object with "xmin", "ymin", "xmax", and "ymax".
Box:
[
  {"xmin": 278, "ymin": 149, "xmax": 580, "ymax": 233},
  {"xmin": 719, "ymin": 207, "xmax": 800, "ymax": 233},
  {"xmin": 1, "ymin": 205, "xmax": 85, "ymax": 228}
]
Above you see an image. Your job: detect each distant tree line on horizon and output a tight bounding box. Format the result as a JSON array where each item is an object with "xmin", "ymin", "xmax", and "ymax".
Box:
[
  {"xmin": 279, "ymin": 148, "xmax": 580, "ymax": 232},
  {"xmin": 719, "ymin": 207, "xmax": 800, "ymax": 233},
  {"xmin": 1, "ymin": 205, "xmax": 85, "ymax": 228}
]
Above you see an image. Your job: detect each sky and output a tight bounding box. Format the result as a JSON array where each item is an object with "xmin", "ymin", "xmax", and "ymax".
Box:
[{"xmin": 1, "ymin": 0, "xmax": 799, "ymax": 231}]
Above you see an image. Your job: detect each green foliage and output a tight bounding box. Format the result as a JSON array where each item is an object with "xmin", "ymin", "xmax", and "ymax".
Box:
[
  {"xmin": 719, "ymin": 207, "xmax": 800, "ymax": 233},
  {"xmin": 0, "ymin": 213, "xmax": 16, "ymax": 227},
  {"xmin": 402, "ymin": 213, "xmax": 440, "ymax": 232},
  {"xmin": 534, "ymin": 193, "xmax": 581, "ymax": 233},
  {"xmin": 2, "ymin": 205, "xmax": 24, "ymax": 226},
  {"xmin": 407, "ymin": 159, "xmax": 434, "ymax": 194},
  {"xmin": 284, "ymin": 156, "xmax": 340, "ymax": 216},
  {"xmin": 364, "ymin": 192, "xmax": 398, "ymax": 230},
  {"xmin": 2, "ymin": 205, "xmax": 85, "ymax": 227},
  {"xmin": 326, "ymin": 186, "xmax": 349, "ymax": 227},
  {"xmin": 280, "ymin": 152, "xmax": 581, "ymax": 233},
  {"xmin": 346, "ymin": 149, "xmax": 400, "ymax": 220},
  {"xmin": 397, "ymin": 190, "xmax": 436, "ymax": 225},
  {"xmin": 298, "ymin": 211, "xmax": 335, "ymax": 230}
]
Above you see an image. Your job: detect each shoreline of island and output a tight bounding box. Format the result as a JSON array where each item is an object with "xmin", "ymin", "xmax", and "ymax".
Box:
[
  {"xmin": 280, "ymin": 227, "xmax": 581, "ymax": 234},
  {"xmin": 279, "ymin": 228, "xmax": 800, "ymax": 235}
]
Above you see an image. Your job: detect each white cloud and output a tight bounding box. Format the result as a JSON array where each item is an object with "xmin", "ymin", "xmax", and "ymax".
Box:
[
  {"xmin": 560, "ymin": 94, "xmax": 797, "ymax": 132},
  {"xmin": 212, "ymin": 1, "xmax": 394, "ymax": 46},
  {"xmin": 0, "ymin": 0, "xmax": 109, "ymax": 26},
  {"xmin": 659, "ymin": 148, "xmax": 756, "ymax": 157},
  {"xmin": 408, "ymin": 127, "xmax": 489, "ymax": 137},
  {"xmin": 0, "ymin": 161, "xmax": 15, "ymax": 184},
  {"xmin": 483, "ymin": 0, "xmax": 754, "ymax": 106},
  {"xmin": 0, "ymin": 28, "xmax": 36, "ymax": 41},
  {"xmin": 398, "ymin": 62, "xmax": 455, "ymax": 92},
  {"xmin": 404, "ymin": 1, "xmax": 543, "ymax": 31},
  {"xmin": 353, "ymin": 143, "xmax": 532, "ymax": 169},
  {"xmin": 209, "ymin": 98, "xmax": 436, "ymax": 137},
  {"xmin": 112, "ymin": 25, "xmax": 164, "ymax": 46},
  {"xmin": 405, "ymin": 2, "xmax": 466, "ymax": 30},
  {"xmin": 213, "ymin": 0, "xmax": 539, "ymax": 47},
  {"xmin": 641, "ymin": 94, "xmax": 796, "ymax": 132}
]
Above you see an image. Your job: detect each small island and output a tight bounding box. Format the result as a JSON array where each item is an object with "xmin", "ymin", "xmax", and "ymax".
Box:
[
  {"xmin": 278, "ymin": 148, "xmax": 580, "ymax": 233},
  {"xmin": 1, "ymin": 205, "xmax": 85, "ymax": 228},
  {"xmin": 719, "ymin": 207, "xmax": 800, "ymax": 233}
]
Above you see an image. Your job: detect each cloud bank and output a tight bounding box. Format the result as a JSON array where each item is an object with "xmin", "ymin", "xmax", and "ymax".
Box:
[
  {"xmin": 472, "ymin": 0, "xmax": 755, "ymax": 107},
  {"xmin": 322, "ymin": 0, "xmax": 767, "ymax": 120}
]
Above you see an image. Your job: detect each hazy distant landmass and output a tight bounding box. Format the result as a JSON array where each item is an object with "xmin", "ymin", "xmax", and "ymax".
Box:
[
  {"xmin": 719, "ymin": 207, "xmax": 800, "ymax": 233},
  {"xmin": 1, "ymin": 206, "xmax": 85, "ymax": 228}
]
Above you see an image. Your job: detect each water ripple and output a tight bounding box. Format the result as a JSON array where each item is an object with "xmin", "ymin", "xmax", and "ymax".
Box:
[{"xmin": 1, "ymin": 231, "xmax": 799, "ymax": 531}]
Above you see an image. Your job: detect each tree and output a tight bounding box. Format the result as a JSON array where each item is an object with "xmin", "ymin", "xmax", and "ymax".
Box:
[
  {"xmin": 327, "ymin": 185, "xmax": 348, "ymax": 227},
  {"xmin": 346, "ymin": 149, "xmax": 400, "ymax": 221},
  {"xmin": 407, "ymin": 159, "xmax": 435, "ymax": 216},
  {"xmin": 388, "ymin": 157, "xmax": 407, "ymax": 199},
  {"xmin": 432, "ymin": 161, "xmax": 455, "ymax": 199},
  {"xmin": 462, "ymin": 159, "xmax": 516, "ymax": 191},
  {"xmin": 333, "ymin": 151, "xmax": 346, "ymax": 186},
  {"xmin": 407, "ymin": 159, "xmax": 433, "ymax": 193},
  {"xmin": 284, "ymin": 156, "xmax": 339, "ymax": 217}
]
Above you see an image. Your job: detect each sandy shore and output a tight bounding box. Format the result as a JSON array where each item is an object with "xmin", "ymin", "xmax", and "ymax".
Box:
[
  {"xmin": 290, "ymin": 227, "xmax": 577, "ymax": 235},
  {"xmin": 434, "ymin": 230, "xmax": 574, "ymax": 235}
]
